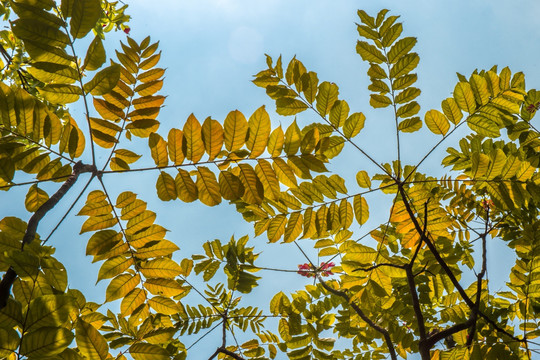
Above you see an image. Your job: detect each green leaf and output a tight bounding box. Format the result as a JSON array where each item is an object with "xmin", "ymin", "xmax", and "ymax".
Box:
[
  {"xmin": 20, "ymin": 327, "xmax": 74, "ymax": 358},
  {"xmin": 424, "ymin": 109, "xmax": 450, "ymax": 135},
  {"xmin": 25, "ymin": 184, "xmax": 49, "ymax": 212},
  {"xmin": 454, "ymin": 82, "xmax": 476, "ymax": 113},
  {"xmin": 75, "ymin": 319, "xmax": 109, "ymax": 360},
  {"xmin": 84, "ymin": 64, "xmax": 121, "ymax": 95},
  {"xmin": 27, "ymin": 62, "xmax": 79, "ymax": 84},
  {"xmin": 343, "ymin": 112, "xmax": 365, "ymax": 138},
  {"xmin": 390, "ymin": 53, "xmax": 419, "ymax": 78},
  {"xmin": 316, "ymin": 82, "xmax": 339, "ymax": 116},
  {"xmin": 356, "ymin": 41, "xmax": 386, "ymax": 63},
  {"xmin": 329, "ymin": 100, "xmax": 349, "ymax": 128},
  {"xmin": 105, "ymin": 273, "xmax": 140, "ymax": 302},
  {"xmin": 387, "ymin": 37, "xmax": 417, "ymax": 63},
  {"xmin": 398, "ymin": 117, "xmax": 422, "ymax": 133},
  {"xmin": 370, "ymin": 94, "xmax": 392, "ymax": 108},
  {"xmin": 196, "ymin": 166, "xmax": 222, "ymax": 206},
  {"xmin": 276, "ymin": 97, "xmax": 308, "ymax": 116},
  {"xmin": 83, "ymin": 36, "xmax": 106, "ymax": 71},
  {"xmin": 39, "ymin": 84, "xmax": 82, "ymax": 104},
  {"xmin": 0, "ymin": 328, "xmax": 19, "ymax": 358},
  {"xmin": 70, "ymin": 0, "xmax": 101, "ymax": 39},
  {"xmin": 353, "ymin": 195, "xmax": 369, "ymax": 225},
  {"xmin": 381, "ymin": 23, "xmax": 402, "ymax": 47},
  {"xmin": 396, "ymin": 101, "xmax": 420, "ymax": 118},
  {"xmin": 129, "ymin": 342, "xmax": 169, "ymax": 360},
  {"xmin": 246, "ymin": 105, "xmax": 271, "ymax": 158},
  {"xmin": 441, "ymin": 98, "xmax": 463, "ymax": 125},
  {"xmin": 356, "ymin": 171, "xmax": 371, "ymax": 188},
  {"xmin": 12, "ymin": 19, "xmax": 70, "ymax": 48},
  {"xmin": 156, "ymin": 171, "xmax": 177, "ymax": 201},
  {"xmin": 223, "ymin": 110, "xmax": 248, "ymax": 151}
]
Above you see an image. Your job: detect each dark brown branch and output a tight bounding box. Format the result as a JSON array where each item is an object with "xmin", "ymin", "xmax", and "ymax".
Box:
[
  {"xmin": 467, "ymin": 209, "xmax": 490, "ymax": 346},
  {"xmin": 0, "ymin": 161, "xmax": 96, "ymax": 309},
  {"xmin": 422, "ymin": 317, "xmax": 474, "ymax": 350},
  {"xmin": 317, "ymin": 276, "xmax": 397, "ymax": 360},
  {"xmin": 208, "ymin": 347, "xmax": 245, "ymax": 360},
  {"xmin": 353, "ymin": 262, "xmax": 405, "ymax": 272}
]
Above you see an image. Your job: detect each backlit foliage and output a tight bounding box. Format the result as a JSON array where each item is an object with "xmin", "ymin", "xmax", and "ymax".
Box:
[{"xmin": 0, "ymin": 3, "xmax": 539, "ymax": 360}]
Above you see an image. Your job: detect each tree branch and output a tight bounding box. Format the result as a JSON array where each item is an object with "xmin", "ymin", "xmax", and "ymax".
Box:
[
  {"xmin": 317, "ymin": 276, "xmax": 397, "ymax": 360},
  {"xmin": 397, "ymin": 185, "xmax": 524, "ymax": 344},
  {"xmin": 0, "ymin": 161, "xmax": 96, "ymax": 309},
  {"xmin": 208, "ymin": 347, "xmax": 245, "ymax": 360}
]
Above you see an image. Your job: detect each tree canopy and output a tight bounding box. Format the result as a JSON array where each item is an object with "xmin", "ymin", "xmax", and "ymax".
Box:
[{"xmin": 0, "ymin": 1, "xmax": 540, "ymax": 359}]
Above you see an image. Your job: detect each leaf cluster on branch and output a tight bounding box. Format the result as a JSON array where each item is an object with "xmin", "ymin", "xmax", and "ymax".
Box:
[{"xmin": 0, "ymin": 2, "xmax": 539, "ymax": 360}]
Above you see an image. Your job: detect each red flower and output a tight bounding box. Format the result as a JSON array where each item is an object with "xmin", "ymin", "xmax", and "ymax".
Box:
[
  {"xmin": 123, "ymin": 27, "xmax": 131, "ymax": 35},
  {"xmin": 526, "ymin": 102, "xmax": 540, "ymax": 113},
  {"xmin": 481, "ymin": 199, "xmax": 494, "ymax": 212},
  {"xmin": 297, "ymin": 262, "xmax": 335, "ymax": 277}
]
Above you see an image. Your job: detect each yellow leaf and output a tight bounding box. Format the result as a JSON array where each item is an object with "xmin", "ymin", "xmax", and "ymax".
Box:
[
  {"xmin": 267, "ymin": 215, "xmax": 287, "ymax": 242},
  {"xmin": 156, "ymin": 171, "xmax": 177, "ymax": 201},
  {"xmin": 470, "ymin": 74, "xmax": 490, "ymax": 106},
  {"xmin": 424, "ymin": 109, "xmax": 449, "ymax": 135},
  {"xmin": 246, "ymin": 106, "xmax": 271, "ymax": 158},
  {"xmin": 454, "ymin": 82, "xmax": 476, "ymax": 113},
  {"xmin": 140, "ymin": 258, "xmax": 182, "ymax": 278},
  {"xmin": 121, "ymin": 288, "xmax": 147, "ymax": 317},
  {"xmin": 302, "ymin": 207, "xmax": 316, "ymax": 239},
  {"xmin": 137, "ymin": 68, "xmax": 165, "ymax": 83},
  {"xmin": 329, "ymin": 100, "xmax": 349, "ymax": 128},
  {"xmin": 128, "ymin": 224, "xmax": 167, "ymax": 248},
  {"xmin": 144, "ymin": 278, "xmax": 184, "ymax": 297},
  {"xmin": 148, "ymin": 296, "xmax": 179, "ymax": 315},
  {"xmin": 148, "ymin": 133, "xmax": 168, "ymax": 167},
  {"xmin": 129, "ymin": 343, "xmax": 169, "ymax": 360},
  {"xmin": 20, "ymin": 327, "xmax": 73, "ymax": 358},
  {"xmin": 75, "ymin": 320, "xmax": 108, "ymax": 360},
  {"xmin": 339, "ymin": 199, "xmax": 354, "ymax": 229},
  {"xmin": 236, "ymin": 163, "xmax": 263, "ymax": 205},
  {"xmin": 134, "ymin": 239, "xmax": 178, "ymax": 259},
  {"xmin": 80, "ymin": 214, "xmax": 117, "ymax": 234},
  {"xmin": 316, "ymin": 81, "xmax": 339, "ymax": 116},
  {"xmin": 70, "ymin": 0, "xmax": 101, "ymax": 39},
  {"xmin": 134, "ymin": 79, "xmax": 163, "ymax": 97},
  {"xmin": 255, "ymin": 159, "xmax": 280, "ymax": 200},
  {"xmin": 175, "ymin": 168, "xmax": 198, "ymax": 202},
  {"xmin": 284, "ymin": 212, "xmax": 303, "ymax": 243},
  {"xmin": 390, "ymin": 53, "xmax": 419, "ymax": 78},
  {"xmin": 201, "ymin": 117, "xmax": 224, "ymax": 161},
  {"xmin": 25, "ymin": 184, "xmax": 49, "ymax": 212},
  {"xmin": 224, "ymin": 110, "xmax": 248, "ymax": 152},
  {"xmin": 126, "ymin": 210, "xmax": 156, "ymax": 235},
  {"xmin": 398, "ymin": 117, "xmax": 422, "ymax": 133},
  {"xmin": 273, "ymin": 157, "xmax": 297, "ymax": 188},
  {"xmin": 196, "ymin": 166, "xmax": 221, "ymax": 206},
  {"xmin": 132, "ymin": 95, "xmax": 166, "ymax": 110},
  {"xmin": 353, "ymin": 195, "xmax": 369, "ymax": 225},
  {"xmin": 97, "ymin": 255, "xmax": 134, "ymax": 282},
  {"xmin": 183, "ymin": 114, "xmax": 205, "ymax": 163},
  {"xmin": 441, "ymin": 98, "xmax": 462, "ymax": 125},
  {"xmin": 356, "ymin": 171, "xmax": 371, "ymax": 188},
  {"xmin": 105, "ymin": 273, "xmax": 140, "ymax": 302},
  {"xmin": 167, "ymin": 128, "xmax": 185, "ymax": 165},
  {"xmin": 267, "ymin": 125, "xmax": 284, "ymax": 157},
  {"xmin": 343, "ymin": 112, "xmax": 365, "ymax": 139},
  {"xmin": 218, "ymin": 171, "xmax": 244, "ymax": 201},
  {"xmin": 284, "ymin": 120, "xmax": 301, "ymax": 155}
]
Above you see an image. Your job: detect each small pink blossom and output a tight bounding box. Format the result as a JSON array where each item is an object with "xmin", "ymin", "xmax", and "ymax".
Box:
[{"xmin": 297, "ymin": 262, "xmax": 335, "ymax": 277}]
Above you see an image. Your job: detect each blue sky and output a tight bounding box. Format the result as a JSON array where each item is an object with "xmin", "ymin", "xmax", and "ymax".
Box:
[{"xmin": 3, "ymin": 0, "xmax": 540, "ymax": 357}]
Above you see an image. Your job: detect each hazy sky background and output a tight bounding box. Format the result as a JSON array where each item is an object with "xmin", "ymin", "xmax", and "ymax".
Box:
[{"xmin": 3, "ymin": 0, "xmax": 540, "ymax": 358}]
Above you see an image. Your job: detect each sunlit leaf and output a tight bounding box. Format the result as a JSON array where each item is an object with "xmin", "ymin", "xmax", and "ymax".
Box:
[
  {"xmin": 75, "ymin": 319, "xmax": 108, "ymax": 360},
  {"xmin": 70, "ymin": 0, "xmax": 101, "ymax": 38}
]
